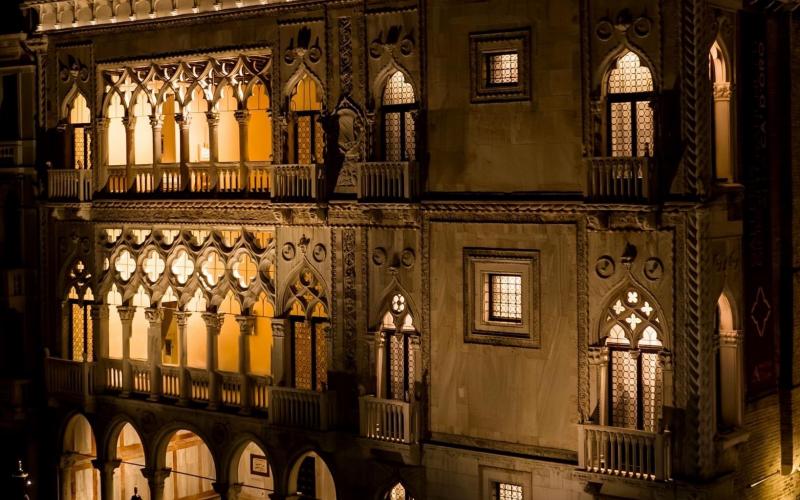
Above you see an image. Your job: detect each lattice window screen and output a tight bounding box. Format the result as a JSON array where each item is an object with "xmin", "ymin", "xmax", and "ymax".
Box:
[
  {"xmin": 383, "ymin": 72, "xmax": 415, "ymax": 105},
  {"xmin": 385, "ymin": 112, "xmax": 402, "ymax": 162},
  {"xmin": 636, "ymin": 101, "xmax": 654, "ymax": 156},
  {"xmin": 314, "ymin": 118, "xmax": 324, "ymax": 164},
  {"xmin": 404, "ymin": 111, "xmax": 416, "ymax": 161},
  {"xmin": 296, "ymin": 116, "xmax": 312, "ymax": 165},
  {"xmin": 389, "ymin": 334, "xmax": 405, "ymax": 400},
  {"xmin": 496, "ymin": 483, "xmax": 523, "ymax": 500},
  {"xmin": 641, "ymin": 352, "xmax": 662, "ymax": 432},
  {"xmin": 611, "ymin": 350, "xmax": 638, "ymax": 429},
  {"xmin": 72, "ymin": 303, "xmax": 85, "ymax": 361},
  {"xmin": 488, "ymin": 274, "xmax": 522, "ymax": 321},
  {"xmin": 294, "ymin": 321, "xmax": 312, "ymax": 390},
  {"xmin": 487, "ymin": 53, "xmax": 519, "ymax": 85},
  {"xmin": 608, "ymin": 52, "xmax": 653, "ymax": 94},
  {"xmin": 314, "ymin": 323, "xmax": 327, "ymax": 391},
  {"xmin": 610, "ymin": 102, "xmax": 632, "ymax": 157}
]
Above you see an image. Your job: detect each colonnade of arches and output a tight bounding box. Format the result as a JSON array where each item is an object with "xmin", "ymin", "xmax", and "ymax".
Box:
[{"xmin": 60, "ymin": 412, "xmax": 413, "ymax": 500}]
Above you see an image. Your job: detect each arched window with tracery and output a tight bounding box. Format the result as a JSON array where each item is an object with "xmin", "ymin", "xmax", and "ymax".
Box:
[
  {"xmin": 68, "ymin": 93, "xmax": 92, "ymax": 170},
  {"xmin": 709, "ymin": 40, "xmax": 734, "ymax": 182},
  {"xmin": 287, "ymin": 268, "xmax": 329, "ymax": 391},
  {"xmin": 601, "ymin": 285, "xmax": 666, "ymax": 431},
  {"xmin": 288, "ymin": 74, "xmax": 324, "ymax": 164},
  {"xmin": 381, "ymin": 71, "xmax": 416, "ymax": 162},
  {"xmin": 66, "ymin": 260, "xmax": 94, "ymax": 362},
  {"xmin": 606, "ymin": 51, "xmax": 655, "ymax": 157},
  {"xmin": 377, "ymin": 293, "xmax": 417, "ymax": 401}
]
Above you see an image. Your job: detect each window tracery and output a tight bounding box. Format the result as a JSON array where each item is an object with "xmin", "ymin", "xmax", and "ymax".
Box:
[
  {"xmin": 66, "ymin": 260, "xmax": 94, "ymax": 362},
  {"xmin": 289, "ymin": 73, "xmax": 324, "ymax": 164},
  {"xmin": 378, "ymin": 293, "xmax": 417, "ymax": 401},
  {"xmin": 381, "ymin": 71, "xmax": 416, "ymax": 162},
  {"xmin": 601, "ymin": 284, "xmax": 666, "ymax": 432},
  {"xmin": 606, "ymin": 51, "xmax": 655, "ymax": 157},
  {"xmin": 287, "ymin": 268, "xmax": 329, "ymax": 391},
  {"xmin": 386, "ymin": 483, "xmax": 414, "ymax": 500},
  {"xmin": 68, "ymin": 92, "xmax": 92, "ymax": 170}
]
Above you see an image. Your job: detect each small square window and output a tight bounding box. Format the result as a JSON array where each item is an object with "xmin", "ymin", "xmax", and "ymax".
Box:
[
  {"xmin": 486, "ymin": 52, "xmax": 519, "ymax": 86},
  {"xmin": 464, "ymin": 248, "xmax": 540, "ymax": 348},
  {"xmin": 470, "ymin": 29, "xmax": 531, "ymax": 103},
  {"xmin": 494, "ymin": 482, "xmax": 523, "ymax": 500},
  {"xmin": 486, "ymin": 273, "xmax": 522, "ymax": 322}
]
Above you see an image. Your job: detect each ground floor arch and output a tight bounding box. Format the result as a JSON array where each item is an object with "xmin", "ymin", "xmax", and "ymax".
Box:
[
  {"xmin": 288, "ymin": 451, "xmax": 336, "ymax": 500},
  {"xmin": 62, "ymin": 413, "xmax": 99, "ymax": 500},
  {"xmin": 113, "ymin": 422, "xmax": 148, "ymax": 500},
  {"xmin": 162, "ymin": 429, "xmax": 218, "ymax": 499},
  {"xmin": 232, "ymin": 440, "xmax": 274, "ymax": 499}
]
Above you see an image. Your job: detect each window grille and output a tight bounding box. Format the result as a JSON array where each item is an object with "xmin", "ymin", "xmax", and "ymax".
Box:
[
  {"xmin": 388, "ymin": 483, "xmax": 414, "ymax": 500},
  {"xmin": 603, "ymin": 286, "xmax": 665, "ymax": 431},
  {"xmin": 381, "ymin": 295, "xmax": 416, "ymax": 401},
  {"xmin": 288, "ymin": 269, "xmax": 329, "ymax": 392},
  {"xmin": 73, "ymin": 126, "xmax": 92, "ymax": 169},
  {"xmin": 606, "ymin": 51, "xmax": 654, "ymax": 157},
  {"xmin": 494, "ymin": 482, "xmax": 523, "ymax": 500},
  {"xmin": 69, "ymin": 293, "xmax": 94, "ymax": 362},
  {"xmin": 382, "ymin": 71, "xmax": 416, "ymax": 162},
  {"xmin": 293, "ymin": 320, "xmax": 313, "ymax": 390},
  {"xmin": 486, "ymin": 52, "xmax": 519, "ymax": 86},
  {"xmin": 290, "ymin": 75, "xmax": 324, "ymax": 164},
  {"xmin": 485, "ymin": 274, "xmax": 522, "ymax": 323}
]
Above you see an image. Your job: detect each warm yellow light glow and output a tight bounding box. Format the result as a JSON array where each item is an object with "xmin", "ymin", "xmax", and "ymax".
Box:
[
  {"xmin": 217, "ymin": 291, "xmax": 241, "ymax": 372},
  {"xmin": 247, "ymin": 82, "xmax": 271, "ymax": 161},
  {"xmin": 251, "ymin": 293, "xmax": 273, "ymax": 375},
  {"xmin": 217, "ymin": 84, "xmax": 240, "ymax": 162}
]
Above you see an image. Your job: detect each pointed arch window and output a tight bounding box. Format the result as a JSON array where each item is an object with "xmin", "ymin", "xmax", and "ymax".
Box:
[
  {"xmin": 379, "ymin": 294, "xmax": 417, "ymax": 401},
  {"xmin": 288, "ymin": 269, "xmax": 329, "ymax": 391},
  {"xmin": 381, "ymin": 71, "xmax": 416, "ymax": 162},
  {"xmin": 606, "ymin": 51, "xmax": 655, "ymax": 157},
  {"xmin": 386, "ymin": 482, "xmax": 415, "ymax": 500},
  {"xmin": 66, "ymin": 260, "xmax": 94, "ymax": 362},
  {"xmin": 602, "ymin": 286, "xmax": 665, "ymax": 431},
  {"xmin": 68, "ymin": 93, "xmax": 92, "ymax": 170},
  {"xmin": 289, "ymin": 74, "xmax": 324, "ymax": 164},
  {"xmin": 709, "ymin": 40, "xmax": 734, "ymax": 182}
]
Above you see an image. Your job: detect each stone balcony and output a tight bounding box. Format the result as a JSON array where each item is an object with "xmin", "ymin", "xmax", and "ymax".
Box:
[
  {"xmin": 577, "ymin": 423, "xmax": 672, "ymax": 481},
  {"xmin": 46, "ymin": 354, "xmax": 335, "ymax": 432},
  {"xmin": 357, "ymin": 161, "xmax": 418, "ymax": 201},
  {"xmin": 585, "ymin": 157, "xmax": 656, "ymax": 203},
  {"xmin": 359, "ymin": 396, "xmax": 417, "ymax": 444}
]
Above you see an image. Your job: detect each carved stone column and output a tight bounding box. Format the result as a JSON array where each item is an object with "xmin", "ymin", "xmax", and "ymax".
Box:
[
  {"xmin": 122, "ymin": 115, "xmax": 136, "ymax": 190},
  {"xmin": 712, "ymin": 82, "xmax": 734, "ymax": 182},
  {"xmin": 176, "ymin": 113, "xmax": 191, "ymax": 191},
  {"xmin": 91, "ymin": 458, "xmax": 121, "ymax": 500},
  {"xmin": 117, "ymin": 306, "xmax": 136, "ymax": 397},
  {"xmin": 206, "ymin": 111, "xmax": 219, "ymax": 189},
  {"xmin": 150, "ymin": 115, "xmax": 164, "ymax": 188},
  {"xmin": 235, "ymin": 110, "xmax": 250, "ymax": 190},
  {"xmin": 271, "ymin": 318, "xmax": 289, "ymax": 386},
  {"xmin": 141, "ymin": 467, "xmax": 171, "ymax": 500},
  {"xmin": 202, "ymin": 312, "xmax": 222, "ymax": 409},
  {"xmin": 96, "ymin": 117, "xmax": 110, "ymax": 190},
  {"xmin": 174, "ymin": 311, "xmax": 190, "ymax": 406},
  {"xmin": 375, "ymin": 331, "xmax": 386, "ymax": 399},
  {"xmin": 59, "ymin": 453, "xmax": 78, "ymax": 500},
  {"xmin": 588, "ymin": 346, "xmax": 609, "ymax": 425},
  {"xmin": 91, "ymin": 304, "xmax": 109, "ymax": 391},
  {"xmin": 236, "ymin": 315, "xmax": 254, "ymax": 414},
  {"xmin": 145, "ymin": 307, "xmax": 164, "ymax": 401}
]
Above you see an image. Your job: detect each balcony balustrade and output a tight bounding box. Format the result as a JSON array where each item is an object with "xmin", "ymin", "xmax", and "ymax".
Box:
[
  {"xmin": 357, "ymin": 161, "xmax": 417, "ymax": 201},
  {"xmin": 268, "ymin": 386, "xmax": 335, "ymax": 431},
  {"xmin": 188, "ymin": 367, "xmax": 211, "ymax": 402},
  {"xmin": 359, "ymin": 396, "xmax": 415, "ymax": 444},
  {"xmin": 44, "ymin": 355, "xmax": 93, "ymax": 403},
  {"xmin": 271, "ymin": 163, "xmax": 323, "ymax": 201},
  {"xmin": 161, "ymin": 365, "xmax": 181, "ymax": 399},
  {"xmin": 220, "ymin": 371, "xmax": 243, "ymax": 407},
  {"xmin": 577, "ymin": 423, "xmax": 671, "ymax": 481},
  {"xmin": 104, "ymin": 358, "xmax": 123, "ymax": 392},
  {"xmin": 251, "ymin": 375, "xmax": 271, "ymax": 411},
  {"xmin": 130, "ymin": 360, "xmax": 150, "ymax": 394},
  {"xmin": 47, "ymin": 169, "xmax": 93, "ymax": 201},
  {"xmin": 586, "ymin": 157, "xmax": 656, "ymax": 202}
]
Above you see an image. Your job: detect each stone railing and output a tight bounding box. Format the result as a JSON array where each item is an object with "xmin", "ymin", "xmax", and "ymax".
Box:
[
  {"xmin": 161, "ymin": 365, "xmax": 181, "ymax": 399},
  {"xmin": 271, "ymin": 164, "xmax": 322, "ymax": 200},
  {"xmin": 130, "ymin": 360, "xmax": 150, "ymax": 394},
  {"xmin": 248, "ymin": 161, "xmax": 271, "ymax": 193},
  {"xmin": 577, "ymin": 423, "xmax": 671, "ymax": 481},
  {"xmin": 220, "ymin": 371, "xmax": 242, "ymax": 407},
  {"xmin": 131, "ymin": 165, "xmax": 156, "ymax": 193},
  {"xmin": 586, "ymin": 157, "xmax": 655, "ymax": 202},
  {"xmin": 216, "ymin": 163, "xmax": 242, "ymax": 193},
  {"xmin": 251, "ymin": 375, "xmax": 271, "ymax": 411},
  {"xmin": 357, "ymin": 161, "xmax": 417, "ymax": 201},
  {"xmin": 106, "ymin": 166, "xmax": 127, "ymax": 193},
  {"xmin": 104, "ymin": 358, "xmax": 124, "ymax": 391},
  {"xmin": 188, "ymin": 368, "xmax": 210, "ymax": 402},
  {"xmin": 159, "ymin": 163, "xmax": 182, "ymax": 192},
  {"xmin": 48, "ymin": 169, "xmax": 93, "ymax": 201},
  {"xmin": 268, "ymin": 387, "xmax": 335, "ymax": 431},
  {"xmin": 359, "ymin": 396, "xmax": 414, "ymax": 444},
  {"xmin": 44, "ymin": 355, "xmax": 93, "ymax": 399}
]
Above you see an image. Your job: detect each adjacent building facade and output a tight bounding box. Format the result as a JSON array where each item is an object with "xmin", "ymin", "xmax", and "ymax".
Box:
[{"xmin": 19, "ymin": 0, "xmax": 800, "ymax": 498}]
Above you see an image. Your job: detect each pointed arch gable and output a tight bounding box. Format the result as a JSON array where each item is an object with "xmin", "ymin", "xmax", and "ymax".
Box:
[
  {"xmin": 371, "ymin": 279, "xmax": 419, "ymax": 332},
  {"xmin": 61, "ymin": 85, "xmax": 91, "ymax": 122},
  {"xmin": 372, "ymin": 61, "xmax": 419, "ymax": 107},
  {"xmin": 594, "ymin": 43, "xmax": 659, "ymax": 95},
  {"xmin": 283, "ymin": 64, "xmax": 326, "ymax": 110},
  {"xmin": 280, "ymin": 259, "xmax": 329, "ymax": 317}
]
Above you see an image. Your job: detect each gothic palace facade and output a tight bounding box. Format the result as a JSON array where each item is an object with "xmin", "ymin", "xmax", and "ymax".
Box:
[{"xmin": 13, "ymin": 0, "xmax": 800, "ymax": 498}]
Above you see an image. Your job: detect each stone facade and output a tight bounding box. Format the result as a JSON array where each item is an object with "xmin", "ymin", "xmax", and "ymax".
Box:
[{"xmin": 17, "ymin": 0, "xmax": 800, "ymax": 498}]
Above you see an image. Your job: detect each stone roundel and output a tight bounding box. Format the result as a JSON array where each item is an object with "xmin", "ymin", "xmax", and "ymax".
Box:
[
  {"xmin": 595, "ymin": 255, "xmax": 615, "ymax": 278},
  {"xmin": 282, "ymin": 242, "xmax": 296, "ymax": 261}
]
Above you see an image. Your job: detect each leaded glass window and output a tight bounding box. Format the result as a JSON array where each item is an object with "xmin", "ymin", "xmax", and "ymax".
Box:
[
  {"xmin": 69, "ymin": 93, "xmax": 92, "ymax": 170},
  {"xmin": 68, "ymin": 285, "xmax": 94, "ymax": 362},
  {"xmin": 494, "ymin": 482, "xmax": 523, "ymax": 500},
  {"xmin": 486, "ymin": 52, "xmax": 519, "ymax": 86},
  {"xmin": 382, "ymin": 71, "xmax": 416, "ymax": 162},
  {"xmin": 380, "ymin": 295, "xmax": 417, "ymax": 401},
  {"xmin": 606, "ymin": 51, "xmax": 654, "ymax": 157},
  {"xmin": 602, "ymin": 285, "xmax": 665, "ymax": 431},
  {"xmin": 387, "ymin": 483, "xmax": 414, "ymax": 500},
  {"xmin": 485, "ymin": 273, "xmax": 522, "ymax": 323},
  {"xmin": 288, "ymin": 268, "xmax": 329, "ymax": 391},
  {"xmin": 290, "ymin": 74, "xmax": 324, "ymax": 164}
]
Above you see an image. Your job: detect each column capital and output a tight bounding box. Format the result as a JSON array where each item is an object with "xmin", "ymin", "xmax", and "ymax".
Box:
[
  {"xmin": 205, "ymin": 111, "xmax": 220, "ymax": 125},
  {"xmin": 174, "ymin": 311, "xmax": 191, "ymax": 326},
  {"xmin": 149, "ymin": 115, "xmax": 164, "ymax": 128},
  {"xmin": 96, "ymin": 117, "xmax": 110, "ymax": 130},
  {"xmin": 117, "ymin": 305, "xmax": 136, "ymax": 322},
  {"xmin": 713, "ymin": 81, "xmax": 733, "ymax": 100},
  {"xmin": 234, "ymin": 109, "xmax": 251, "ymax": 123},
  {"xmin": 236, "ymin": 315, "xmax": 255, "ymax": 336},
  {"xmin": 271, "ymin": 317, "xmax": 289, "ymax": 338},
  {"xmin": 145, "ymin": 307, "xmax": 164, "ymax": 324},
  {"xmin": 202, "ymin": 311, "xmax": 222, "ymax": 330},
  {"xmin": 588, "ymin": 346, "xmax": 609, "ymax": 365},
  {"xmin": 91, "ymin": 458, "xmax": 121, "ymax": 474},
  {"xmin": 658, "ymin": 350, "xmax": 673, "ymax": 370},
  {"xmin": 175, "ymin": 112, "xmax": 191, "ymax": 127},
  {"xmin": 719, "ymin": 330, "xmax": 743, "ymax": 348},
  {"xmin": 141, "ymin": 466, "xmax": 171, "ymax": 483},
  {"xmin": 122, "ymin": 115, "xmax": 136, "ymax": 129}
]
